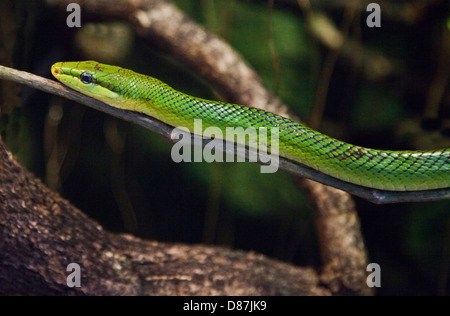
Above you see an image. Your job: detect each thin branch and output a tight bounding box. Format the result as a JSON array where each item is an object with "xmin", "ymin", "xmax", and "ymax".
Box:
[
  {"xmin": 278, "ymin": 0, "xmax": 445, "ymax": 25},
  {"xmin": 307, "ymin": 12, "xmax": 400, "ymax": 81},
  {"xmin": 2, "ymin": 65, "xmax": 448, "ymax": 204},
  {"xmin": 306, "ymin": 0, "xmax": 360, "ymax": 129},
  {"xmin": 423, "ymin": 25, "xmax": 450, "ymax": 121}
]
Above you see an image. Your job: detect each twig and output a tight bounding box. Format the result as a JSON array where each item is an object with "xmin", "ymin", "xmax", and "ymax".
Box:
[
  {"xmin": 280, "ymin": 0, "xmax": 444, "ymax": 25},
  {"xmin": 306, "ymin": 0, "xmax": 360, "ymax": 129},
  {"xmin": 2, "ymin": 65, "xmax": 449, "ymax": 204}
]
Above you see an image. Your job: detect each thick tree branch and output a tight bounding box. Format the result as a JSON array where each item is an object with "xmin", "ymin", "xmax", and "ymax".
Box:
[{"xmin": 0, "ymin": 140, "xmax": 330, "ymax": 295}]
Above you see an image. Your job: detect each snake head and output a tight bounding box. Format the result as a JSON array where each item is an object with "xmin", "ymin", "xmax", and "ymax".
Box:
[
  {"xmin": 51, "ymin": 61, "xmax": 122, "ymax": 101},
  {"xmin": 51, "ymin": 61, "xmax": 171, "ymax": 114}
]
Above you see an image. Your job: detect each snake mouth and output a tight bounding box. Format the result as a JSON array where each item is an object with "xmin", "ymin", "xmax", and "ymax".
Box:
[{"xmin": 51, "ymin": 63, "xmax": 62, "ymax": 78}]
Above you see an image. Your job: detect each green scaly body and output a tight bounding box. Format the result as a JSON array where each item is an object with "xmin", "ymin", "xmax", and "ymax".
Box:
[{"xmin": 51, "ymin": 61, "xmax": 450, "ymax": 192}]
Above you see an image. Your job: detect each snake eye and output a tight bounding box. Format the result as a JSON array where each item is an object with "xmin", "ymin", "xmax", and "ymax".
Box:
[{"xmin": 80, "ymin": 71, "xmax": 94, "ymax": 84}]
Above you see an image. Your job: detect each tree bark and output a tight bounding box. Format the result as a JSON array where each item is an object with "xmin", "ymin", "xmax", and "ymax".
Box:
[{"xmin": 0, "ymin": 140, "xmax": 329, "ymax": 295}]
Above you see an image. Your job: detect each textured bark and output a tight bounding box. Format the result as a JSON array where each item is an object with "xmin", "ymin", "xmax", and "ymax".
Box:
[
  {"xmin": 299, "ymin": 179, "xmax": 371, "ymax": 295},
  {"xmin": 0, "ymin": 140, "xmax": 328, "ymax": 295}
]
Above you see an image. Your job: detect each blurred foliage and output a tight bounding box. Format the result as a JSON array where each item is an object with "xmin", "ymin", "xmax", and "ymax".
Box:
[
  {"xmin": 74, "ymin": 22, "xmax": 134, "ymax": 64},
  {"xmin": 1, "ymin": 0, "xmax": 449, "ymax": 295}
]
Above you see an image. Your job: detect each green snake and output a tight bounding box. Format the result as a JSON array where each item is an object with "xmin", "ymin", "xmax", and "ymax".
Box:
[{"xmin": 51, "ymin": 61, "xmax": 450, "ymax": 201}]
